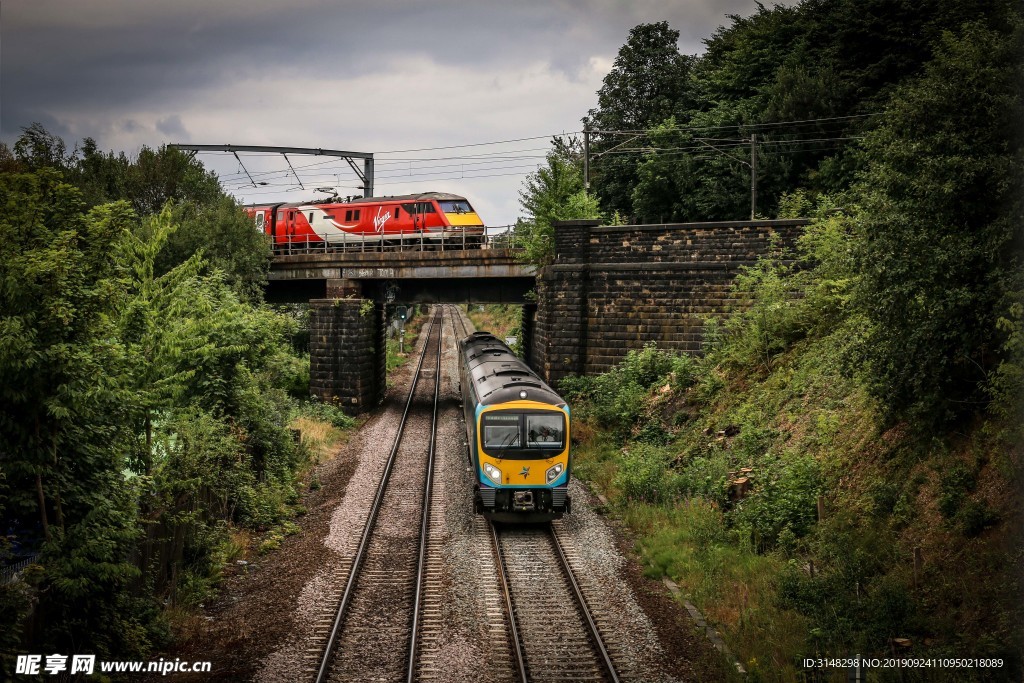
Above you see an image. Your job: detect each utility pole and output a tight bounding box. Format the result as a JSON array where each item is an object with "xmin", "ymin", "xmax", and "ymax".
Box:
[
  {"xmin": 750, "ymin": 133, "xmax": 758, "ymax": 220},
  {"xmin": 583, "ymin": 127, "xmax": 591, "ymax": 192}
]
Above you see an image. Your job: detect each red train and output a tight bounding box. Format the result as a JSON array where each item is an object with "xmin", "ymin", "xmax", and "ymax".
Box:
[{"xmin": 244, "ymin": 192, "xmax": 485, "ymax": 249}]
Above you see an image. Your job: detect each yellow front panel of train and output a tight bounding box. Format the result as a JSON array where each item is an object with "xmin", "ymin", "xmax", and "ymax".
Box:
[
  {"xmin": 445, "ymin": 212, "xmax": 484, "ymax": 227},
  {"xmin": 477, "ymin": 401, "xmax": 569, "ymax": 487}
]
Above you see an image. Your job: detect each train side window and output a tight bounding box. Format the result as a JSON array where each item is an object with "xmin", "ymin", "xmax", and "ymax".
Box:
[
  {"xmin": 394, "ymin": 206, "xmax": 401, "ymax": 218},
  {"xmin": 417, "ymin": 202, "xmax": 436, "ymax": 214},
  {"xmin": 308, "ymin": 212, "xmax": 314, "ymax": 222},
  {"xmin": 353, "ymin": 210, "xmax": 361, "ymax": 220},
  {"xmin": 345, "ymin": 210, "xmax": 352, "ymax": 221},
  {"xmin": 277, "ymin": 211, "xmax": 284, "ymax": 221}
]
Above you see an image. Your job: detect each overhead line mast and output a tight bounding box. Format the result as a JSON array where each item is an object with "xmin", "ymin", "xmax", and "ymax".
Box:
[{"xmin": 169, "ymin": 144, "xmax": 375, "ymax": 198}]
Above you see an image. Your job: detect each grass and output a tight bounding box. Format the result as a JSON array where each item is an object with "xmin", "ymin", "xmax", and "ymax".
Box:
[
  {"xmin": 387, "ymin": 305, "xmax": 428, "ymax": 379},
  {"xmin": 574, "ymin": 430, "xmax": 811, "ymax": 679},
  {"xmin": 467, "ymin": 304, "xmax": 521, "ymax": 341},
  {"xmin": 290, "ymin": 416, "xmax": 344, "ymax": 466}
]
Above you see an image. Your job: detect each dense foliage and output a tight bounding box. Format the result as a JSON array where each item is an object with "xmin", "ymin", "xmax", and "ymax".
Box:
[
  {"xmin": 513, "ymin": 136, "xmax": 602, "ymax": 265},
  {"xmin": 0, "ymin": 129, "xmax": 322, "ymax": 670},
  {"xmin": 559, "ymin": 1, "xmax": 1022, "ymax": 678}
]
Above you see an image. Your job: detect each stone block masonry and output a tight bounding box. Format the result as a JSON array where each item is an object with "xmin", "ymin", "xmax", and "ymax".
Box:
[
  {"xmin": 530, "ymin": 218, "xmax": 810, "ymax": 387},
  {"xmin": 309, "ymin": 298, "xmax": 386, "ymax": 414}
]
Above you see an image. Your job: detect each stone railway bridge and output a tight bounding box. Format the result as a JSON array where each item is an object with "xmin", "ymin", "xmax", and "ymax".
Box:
[{"xmin": 268, "ymin": 218, "xmax": 809, "ymax": 412}]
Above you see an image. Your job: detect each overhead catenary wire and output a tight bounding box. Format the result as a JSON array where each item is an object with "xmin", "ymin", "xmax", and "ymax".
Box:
[{"xmin": 208, "ymin": 115, "xmax": 879, "ymax": 200}]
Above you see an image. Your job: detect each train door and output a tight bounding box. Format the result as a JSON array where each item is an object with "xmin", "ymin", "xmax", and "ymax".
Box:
[
  {"xmin": 274, "ymin": 207, "xmax": 285, "ymax": 244},
  {"xmin": 254, "ymin": 211, "xmax": 266, "ymax": 234}
]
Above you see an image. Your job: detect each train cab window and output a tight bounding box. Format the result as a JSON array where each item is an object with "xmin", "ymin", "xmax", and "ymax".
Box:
[
  {"xmin": 527, "ymin": 414, "xmax": 564, "ymax": 448},
  {"xmin": 353, "ymin": 210, "xmax": 361, "ymax": 220},
  {"xmin": 308, "ymin": 212, "xmax": 314, "ymax": 222},
  {"xmin": 345, "ymin": 210, "xmax": 352, "ymax": 221},
  {"xmin": 417, "ymin": 202, "xmax": 436, "ymax": 214},
  {"xmin": 394, "ymin": 206, "xmax": 401, "ymax": 218},
  {"xmin": 482, "ymin": 413, "xmax": 520, "ymax": 450},
  {"xmin": 439, "ymin": 200, "xmax": 473, "ymax": 214}
]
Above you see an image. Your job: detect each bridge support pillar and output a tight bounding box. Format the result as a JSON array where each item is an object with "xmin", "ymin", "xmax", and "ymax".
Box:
[
  {"xmin": 532, "ymin": 220, "xmax": 598, "ymax": 386},
  {"xmin": 520, "ymin": 302, "xmax": 537, "ymax": 367},
  {"xmin": 309, "ymin": 298, "xmax": 385, "ymax": 414}
]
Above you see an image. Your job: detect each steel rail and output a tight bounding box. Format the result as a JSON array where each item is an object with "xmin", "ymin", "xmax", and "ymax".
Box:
[
  {"xmin": 406, "ymin": 305, "xmax": 444, "ymax": 683},
  {"xmin": 490, "ymin": 523, "xmax": 530, "ymax": 683},
  {"xmin": 451, "ymin": 304, "xmax": 470, "ymax": 338},
  {"xmin": 549, "ymin": 524, "xmax": 621, "ymax": 683},
  {"xmin": 315, "ymin": 309, "xmax": 442, "ymax": 683}
]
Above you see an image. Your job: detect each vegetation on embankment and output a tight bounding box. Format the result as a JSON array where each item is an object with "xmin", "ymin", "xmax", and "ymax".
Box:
[
  {"xmin": 560, "ymin": 32, "xmax": 1023, "ymax": 673},
  {"xmin": 568, "ymin": 335, "xmax": 1021, "ymax": 680},
  {"xmin": 386, "ymin": 304, "xmax": 428, "ymax": 376},
  {"xmin": 467, "ymin": 303, "xmax": 522, "ymax": 342},
  {"xmin": 0, "ymin": 129, "xmax": 356, "ymax": 672}
]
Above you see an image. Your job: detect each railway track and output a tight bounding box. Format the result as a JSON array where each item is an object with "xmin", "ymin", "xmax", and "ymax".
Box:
[
  {"xmin": 310, "ymin": 305, "xmax": 620, "ymax": 682},
  {"xmin": 491, "ymin": 524, "xmax": 621, "ymax": 683},
  {"xmin": 314, "ymin": 307, "xmax": 444, "ymax": 683},
  {"xmin": 450, "ymin": 307, "xmax": 620, "ymax": 683}
]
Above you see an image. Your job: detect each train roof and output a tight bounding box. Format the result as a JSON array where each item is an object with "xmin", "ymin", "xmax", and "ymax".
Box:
[
  {"xmin": 460, "ymin": 332, "xmax": 565, "ymax": 408},
  {"xmin": 243, "ymin": 192, "xmax": 468, "ymax": 210}
]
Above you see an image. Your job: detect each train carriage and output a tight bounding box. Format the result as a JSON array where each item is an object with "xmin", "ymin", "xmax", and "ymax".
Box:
[
  {"xmin": 459, "ymin": 332, "xmax": 571, "ymax": 522},
  {"xmin": 243, "ymin": 192, "xmax": 485, "ymax": 249}
]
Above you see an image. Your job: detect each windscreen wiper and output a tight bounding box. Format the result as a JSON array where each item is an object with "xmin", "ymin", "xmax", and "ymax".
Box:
[{"xmin": 492, "ymin": 431, "xmax": 520, "ymax": 461}]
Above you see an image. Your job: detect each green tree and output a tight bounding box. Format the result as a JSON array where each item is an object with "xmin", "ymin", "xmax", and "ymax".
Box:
[
  {"xmin": 118, "ymin": 206, "xmax": 208, "ymax": 473},
  {"xmin": 584, "ymin": 21, "xmax": 693, "ymax": 219},
  {"xmin": 149, "ymin": 197, "xmax": 271, "ymax": 304},
  {"xmin": 848, "ymin": 21, "xmax": 1024, "ymax": 427},
  {"xmin": 0, "ymin": 170, "xmax": 156, "ymax": 659},
  {"xmin": 516, "ymin": 137, "xmax": 602, "ymax": 265}
]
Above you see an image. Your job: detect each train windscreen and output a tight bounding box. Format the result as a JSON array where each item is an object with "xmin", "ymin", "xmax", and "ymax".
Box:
[
  {"xmin": 439, "ymin": 200, "xmax": 473, "ymax": 214},
  {"xmin": 526, "ymin": 414, "xmax": 564, "ymax": 448},
  {"xmin": 483, "ymin": 413, "xmax": 520, "ymax": 449},
  {"xmin": 482, "ymin": 412, "xmax": 565, "ymax": 455}
]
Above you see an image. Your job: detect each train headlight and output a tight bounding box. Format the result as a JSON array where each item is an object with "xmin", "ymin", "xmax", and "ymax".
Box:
[
  {"xmin": 545, "ymin": 463, "xmax": 564, "ymax": 483},
  {"xmin": 483, "ymin": 462, "xmax": 503, "ymax": 485}
]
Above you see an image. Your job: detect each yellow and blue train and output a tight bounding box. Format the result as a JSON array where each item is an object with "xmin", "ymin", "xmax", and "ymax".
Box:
[{"xmin": 459, "ymin": 332, "xmax": 571, "ymax": 522}]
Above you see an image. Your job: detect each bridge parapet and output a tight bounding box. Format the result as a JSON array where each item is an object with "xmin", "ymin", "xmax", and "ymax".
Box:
[
  {"xmin": 529, "ymin": 218, "xmax": 810, "ymax": 386},
  {"xmin": 270, "ymin": 248, "xmax": 531, "ymax": 281}
]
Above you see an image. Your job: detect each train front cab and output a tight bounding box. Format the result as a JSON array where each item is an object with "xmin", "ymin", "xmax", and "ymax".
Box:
[{"xmin": 473, "ymin": 401, "xmax": 571, "ymax": 523}]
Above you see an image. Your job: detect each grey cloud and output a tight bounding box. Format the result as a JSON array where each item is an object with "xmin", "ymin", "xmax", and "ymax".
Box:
[
  {"xmin": 156, "ymin": 115, "xmax": 187, "ymax": 138},
  {"xmin": 4, "ymin": 0, "xmax": 763, "ymax": 131}
]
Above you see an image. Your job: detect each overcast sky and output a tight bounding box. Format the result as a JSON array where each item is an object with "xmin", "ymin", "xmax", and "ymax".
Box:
[{"xmin": 3, "ymin": 0, "xmax": 768, "ymax": 226}]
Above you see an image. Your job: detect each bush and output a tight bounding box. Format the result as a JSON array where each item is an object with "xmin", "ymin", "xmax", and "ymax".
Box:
[
  {"xmin": 615, "ymin": 444, "xmax": 681, "ymax": 504},
  {"xmin": 295, "ymin": 397, "xmax": 356, "ymax": 429},
  {"xmin": 561, "ymin": 343, "xmax": 696, "ymax": 441},
  {"xmin": 732, "ymin": 453, "xmax": 822, "ymax": 550}
]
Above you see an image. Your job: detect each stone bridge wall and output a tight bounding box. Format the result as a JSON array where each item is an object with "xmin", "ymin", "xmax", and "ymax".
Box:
[
  {"xmin": 309, "ymin": 299, "xmax": 386, "ymax": 413},
  {"xmin": 528, "ymin": 218, "xmax": 809, "ymax": 387}
]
